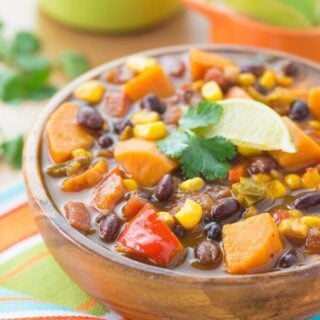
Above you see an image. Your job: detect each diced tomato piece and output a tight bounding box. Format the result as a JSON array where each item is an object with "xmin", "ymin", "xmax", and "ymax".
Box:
[
  {"xmin": 64, "ymin": 201, "xmax": 90, "ymax": 233},
  {"xmin": 229, "ymin": 163, "xmax": 247, "ymax": 183},
  {"xmin": 163, "ymin": 106, "xmax": 182, "ymax": 124},
  {"xmin": 122, "ymin": 194, "xmax": 147, "ymax": 218},
  {"xmin": 117, "ymin": 204, "xmax": 183, "ymax": 267},
  {"xmin": 92, "ymin": 172, "xmax": 126, "ymax": 213},
  {"xmin": 103, "ymin": 91, "xmax": 130, "ymax": 118}
]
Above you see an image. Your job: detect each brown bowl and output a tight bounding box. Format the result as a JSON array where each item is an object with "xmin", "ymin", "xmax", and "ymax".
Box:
[{"xmin": 23, "ymin": 44, "xmax": 320, "ymax": 320}]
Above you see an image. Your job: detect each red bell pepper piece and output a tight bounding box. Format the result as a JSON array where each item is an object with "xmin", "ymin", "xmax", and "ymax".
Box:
[
  {"xmin": 117, "ymin": 204, "xmax": 183, "ymax": 267},
  {"xmin": 229, "ymin": 163, "xmax": 247, "ymax": 183}
]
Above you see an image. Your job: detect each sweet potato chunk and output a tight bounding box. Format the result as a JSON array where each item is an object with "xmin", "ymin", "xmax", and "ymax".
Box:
[
  {"xmin": 92, "ymin": 171, "xmax": 126, "ymax": 213},
  {"xmin": 190, "ymin": 49, "xmax": 234, "ymax": 80},
  {"xmin": 308, "ymin": 87, "xmax": 320, "ymax": 120},
  {"xmin": 123, "ymin": 65, "xmax": 174, "ymax": 101},
  {"xmin": 64, "ymin": 201, "xmax": 90, "ymax": 233},
  {"xmin": 46, "ymin": 102, "xmax": 95, "ymax": 163},
  {"xmin": 223, "ymin": 213, "xmax": 284, "ymax": 274},
  {"xmin": 62, "ymin": 160, "xmax": 107, "ymax": 192},
  {"xmin": 114, "ymin": 138, "xmax": 178, "ymax": 187},
  {"xmin": 270, "ymin": 117, "xmax": 320, "ymax": 168}
]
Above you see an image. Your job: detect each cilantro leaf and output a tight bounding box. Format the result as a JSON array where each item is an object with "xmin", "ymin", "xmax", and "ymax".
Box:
[
  {"xmin": 59, "ymin": 51, "xmax": 91, "ymax": 80},
  {"xmin": 179, "ymin": 133, "xmax": 235, "ymax": 180},
  {"xmin": 0, "ymin": 135, "xmax": 24, "ymax": 169},
  {"xmin": 179, "ymin": 101, "xmax": 222, "ymax": 130},
  {"xmin": 11, "ymin": 31, "xmax": 41, "ymax": 56},
  {"xmin": 157, "ymin": 131, "xmax": 189, "ymax": 158}
]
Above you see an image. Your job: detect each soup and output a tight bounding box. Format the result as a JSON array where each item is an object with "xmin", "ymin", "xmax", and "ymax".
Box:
[{"xmin": 42, "ymin": 48, "xmax": 320, "ymax": 275}]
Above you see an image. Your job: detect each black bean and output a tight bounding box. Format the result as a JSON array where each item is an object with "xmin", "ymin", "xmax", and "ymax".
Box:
[
  {"xmin": 173, "ymin": 224, "xmax": 186, "ymax": 238},
  {"xmin": 77, "ymin": 106, "xmax": 104, "ymax": 130},
  {"xmin": 204, "ymin": 222, "xmax": 222, "ymax": 241},
  {"xmin": 211, "ymin": 198, "xmax": 240, "ymax": 222},
  {"xmin": 288, "ymin": 100, "xmax": 309, "ymax": 121},
  {"xmin": 278, "ymin": 250, "xmax": 298, "ymax": 268},
  {"xmin": 240, "ymin": 62, "xmax": 265, "ymax": 77},
  {"xmin": 141, "ymin": 93, "xmax": 166, "ymax": 114},
  {"xmin": 155, "ymin": 174, "xmax": 174, "ymax": 201},
  {"xmin": 247, "ymin": 156, "xmax": 278, "ymax": 175},
  {"xmin": 194, "ymin": 240, "xmax": 222, "ymax": 266},
  {"xmin": 97, "ymin": 134, "xmax": 113, "ymax": 148},
  {"xmin": 282, "ymin": 61, "xmax": 299, "ymax": 77},
  {"xmin": 99, "ymin": 214, "xmax": 121, "ymax": 242},
  {"xmin": 292, "ymin": 192, "xmax": 320, "ymax": 209},
  {"xmin": 253, "ymin": 82, "xmax": 268, "ymax": 95},
  {"xmin": 114, "ymin": 119, "xmax": 133, "ymax": 134}
]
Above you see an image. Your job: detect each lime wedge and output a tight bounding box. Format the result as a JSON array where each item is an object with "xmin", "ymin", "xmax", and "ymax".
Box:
[
  {"xmin": 213, "ymin": 0, "xmax": 313, "ymax": 28},
  {"xmin": 203, "ymin": 99, "xmax": 296, "ymax": 153}
]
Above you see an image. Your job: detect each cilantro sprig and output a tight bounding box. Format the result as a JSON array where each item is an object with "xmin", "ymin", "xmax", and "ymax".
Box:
[
  {"xmin": 0, "ymin": 135, "xmax": 24, "ymax": 169},
  {"xmin": 158, "ymin": 101, "xmax": 235, "ymax": 180}
]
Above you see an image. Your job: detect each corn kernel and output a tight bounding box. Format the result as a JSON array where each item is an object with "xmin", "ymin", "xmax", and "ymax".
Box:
[
  {"xmin": 192, "ymin": 80, "xmax": 204, "ymax": 91},
  {"xmin": 123, "ymin": 179, "xmax": 138, "ymax": 191},
  {"xmin": 284, "ymin": 174, "xmax": 302, "ymax": 190},
  {"xmin": 276, "ymin": 75, "xmax": 293, "ymax": 87},
  {"xmin": 287, "ymin": 209, "xmax": 302, "ymax": 219},
  {"xmin": 133, "ymin": 121, "xmax": 167, "ymax": 140},
  {"xmin": 131, "ymin": 110, "xmax": 160, "ymax": 124},
  {"xmin": 270, "ymin": 169, "xmax": 283, "ymax": 180},
  {"xmin": 309, "ymin": 120, "xmax": 320, "ymax": 130},
  {"xmin": 126, "ymin": 55, "xmax": 157, "ymax": 73},
  {"xmin": 252, "ymin": 173, "xmax": 272, "ymax": 183},
  {"xmin": 278, "ymin": 218, "xmax": 309, "ymax": 239},
  {"xmin": 266, "ymin": 180, "xmax": 287, "ymax": 199},
  {"xmin": 301, "ymin": 216, "xmax": 320, "ymax": 228},
  {"xmin": 180, "ymin": 177, "xmax": 205, "ymax": 192},
  {"xmin": 201, "ymin": 81, "xmax": 223, "ymax": 102},
  {"xmin": 74, "ymin": 80, "xmax": 105, "ymax": 103},
  {"xmin": 259, "ymin": 70, "xmax": 276, "ymax": 89},
  {"xmin": 157, "ymin": 211, "xmax": 175, "ymax": 227},
  {"xmin": 237, "ymin": 73, "xmax": 256, "ymax": 86},
  {"xmin": 237, "ymin": 145, "xmax": 263, "ymax": 157},
  {"xmin": 72, "ymin": 148, "xmax": 92, "ymax": 159},
  {"xmin": 175, "ymin": 199, "xmax": 203, "ymax": 230},
  {"xmin": 119, "ymin": 126, "xmax": 133, "ymax": 141},
  {"xmin": 302, "ymin": 168, "xmax": 320, "ymax": 189}
]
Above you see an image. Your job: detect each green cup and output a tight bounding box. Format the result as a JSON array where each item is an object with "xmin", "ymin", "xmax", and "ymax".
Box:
[{"xmin": 39, "ymin": 0, "xmax": 182, "ymax": 32}]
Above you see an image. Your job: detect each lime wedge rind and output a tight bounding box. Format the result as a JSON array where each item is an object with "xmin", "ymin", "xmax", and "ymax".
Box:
[{"xmin": 204, "ymin": 98, "xmax": 296, "ymax": 153}]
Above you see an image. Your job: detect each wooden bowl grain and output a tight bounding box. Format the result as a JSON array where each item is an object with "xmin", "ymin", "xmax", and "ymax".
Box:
[{"xmin": 23, "ymin": 44, "xmax": 320, "ymax": 320}]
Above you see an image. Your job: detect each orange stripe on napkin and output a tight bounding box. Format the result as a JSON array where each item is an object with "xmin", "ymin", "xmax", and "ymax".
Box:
[
  {"xmin": 77, "ymin": 298, "xmax": 97, "ymax": 312},
  {"xmin": 0, "ymin": 250, "xmax": 50, "ymax": 284},
  {"xmin": 0, "ymin": 204, "xmax": 38, "ymax": 252}
]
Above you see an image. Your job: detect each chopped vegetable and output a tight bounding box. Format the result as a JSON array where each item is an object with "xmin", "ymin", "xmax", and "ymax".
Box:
[
  {"xmin": 278, "ymin": 218, "xmax": 309, "ymax": 240},
  {"xmin": 228, "ymin": 163, "xmax": 247, "ymax": 183},
  {"xmin": 114, "ymin": 138, "xmax": 178, "ymax": 187},
  {"xmin": 270, "ymin": 117, "xmax": 320, "ymax": 168},
  {"xmin": 46, "ymin": 102, "xmax": 95, "ymax": 163},
  {"xmin": 190, "ymin": 49, "xmax": 234, "ymax": 80},
  {"xmin": 92, "ymin": 171, "xmax": 126, "ymax": 213},
  {"xmin": 122, "ymin": 194, "xmax": 147, "ymax": 218},
  {"xmin": 117, "ymin": 204, "xmax": 183, "ymax": 267},
  {"xmin": 103, "ymin": 91, "xmax": 130, "ymax": 118},
  {"xmin": 62, "ymin": 160, "xmax": 107, "ymax": 192},
  {"xmin": 123, "ymin": 65, "xmax": 174, "ymax": 101},
  {"xmin": 64, "ymin": 201, "xmax": 91, "ymax": 234},
  {"xmin": 179, "ymin": 177, "xmax": 205, "ymax": 191},
  {"xmin": 74, "ymin": 80, "xmax": 105, "ymax": 104},
  {"xmin": 133, "ymin": 121, "xmax": 167, "ymax": 140},
  {"xmin": 175, "ymin": 199, "xmax": 203, "ymax": 230},
  {"xmin": 223, "ymin": 213, "xmax": 284, "ymax": 274},
  {"xmin": 308, "ymin": 87, "xmax": 320, "ymax": 119}
]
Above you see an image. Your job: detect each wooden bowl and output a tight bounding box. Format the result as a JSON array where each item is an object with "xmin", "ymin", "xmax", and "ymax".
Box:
[
  {"xmin": 23, "ymin": 44, "xmax": 320, "ymax": 320},
  {"xmin": 183, "ymin": 0, "xmax": 320, "ymax": 63}
]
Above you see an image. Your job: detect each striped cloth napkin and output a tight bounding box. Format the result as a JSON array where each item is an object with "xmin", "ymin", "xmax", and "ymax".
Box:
[
  {"xmin": 0, "ymin": 180, "xmax": 122, "ymax": 320},
  {"xmin": 0, "ymin": 180, "xmax": 320, "ymax": 320}
]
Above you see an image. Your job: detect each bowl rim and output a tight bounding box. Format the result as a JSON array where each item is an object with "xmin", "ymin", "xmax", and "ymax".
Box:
[
  {"xmin": 183, "ymin": 0, "xmax": 320, "ymax": 35},
  {"xmin": 23, "ymin": 43, "xmax": 320, "ymax": 284}
]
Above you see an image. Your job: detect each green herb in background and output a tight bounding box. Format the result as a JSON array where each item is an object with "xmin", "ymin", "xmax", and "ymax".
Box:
[
  {"xmin": 0, "ymin": 135, "xmax": 24, "ymax": 169},
  {"xmin": 158, "ymin": 101, "xmax": 236, "ymax": 180},
  {"xmin": 59, "ymin": 51, "xmax": 90, "ymax": 80}
]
